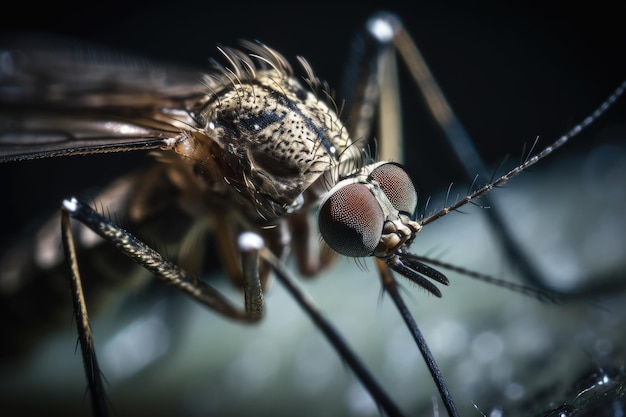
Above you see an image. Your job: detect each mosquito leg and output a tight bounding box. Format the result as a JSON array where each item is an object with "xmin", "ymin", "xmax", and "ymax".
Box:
[
  {"xmin": 243, "ymin": 232, "xmax": 405, "ymax": 417},
  {"xmin": 339, "ymin": 12, "xmax": 403, "ymax": 163},
  {"xmin": 382, "ymin": 13, "xmax": 559, "ymax": 291},
  {"xmin": 338, "ymin": 16, "xmax": 459, "ymax": 416},
  {"xmin": 375, "ymin": 258, "xmax": 460, "ymax": 417},
  {"xmin": 60, "ymin": 206, "xmax": 109, "ymax": 417},
  {"xmin": 342, "ymin": 12, "xmax": 559, "ymax": 292},
  {"xmin": 61, "ymin": 197, "xmax": 263, "ymax": 321},
  {"xmin": 238, "ymin": 232, "xmax": 264, "ymax": 318},
  {"xmin": 61, "ymin": 198, "xmax": 268, "ymax": 416}
]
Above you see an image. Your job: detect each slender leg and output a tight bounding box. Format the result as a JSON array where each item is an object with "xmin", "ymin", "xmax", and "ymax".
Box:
[
  {"xmin": 62, "ymin": 197, "xmax": 412, "ymax": 416},
  {"xmin": 375, "ymin": 258, "xmax": 459, "ymax": 417},
  {"xmin": 60, "ymin": 198, "xmax": 265, "ymax": 415},
  {"xmin": 340, "ymin": 12, "xmax": 557, "ymax": 291},
  {"xmin": 62, "ymin": 198, "xmax": 265, "ymax": 321},
  {"xmin": 249, "ymin": 233, "xmax": 406, "ymax": 417},
  {"xmin": 336, "ymin": 14, "xmax": 464, "ymax": 415},
  {"xmin": 61, "ymin": 207, "xmax": 109, "ymax": 417}
]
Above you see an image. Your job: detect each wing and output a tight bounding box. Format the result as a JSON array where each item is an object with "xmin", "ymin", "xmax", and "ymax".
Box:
[{"xmin": 0, "ymin": 33, "xmax": 210, "ymax": 162}]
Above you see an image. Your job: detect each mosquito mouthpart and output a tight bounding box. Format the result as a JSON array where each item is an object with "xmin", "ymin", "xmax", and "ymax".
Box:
[{"xmin": 238, "ymin": 231, "xmax": 264, "ymax": 252}]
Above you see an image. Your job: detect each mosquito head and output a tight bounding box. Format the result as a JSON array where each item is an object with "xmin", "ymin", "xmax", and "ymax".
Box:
[
  {"xmin": 319, "ymin": 162, "xmax": 418, "ymax": 256},
  {"xmin": 319, "ymin": 161, "xmax": 449, "ymax": 296}
]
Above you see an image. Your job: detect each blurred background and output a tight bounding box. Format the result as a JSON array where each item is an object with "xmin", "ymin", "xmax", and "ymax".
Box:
[{"xmin": 1, "ymin": 1, "xmax": 625, "ymax": 416}]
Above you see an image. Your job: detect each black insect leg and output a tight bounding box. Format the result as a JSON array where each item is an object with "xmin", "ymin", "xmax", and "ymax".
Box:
[
  {"xmin": 377, "ymin": 13, "xmax": 558, "ymax": 292},
  {"xmin": 342, "ymin": 12, "xmax": 560, "ymax": 292},
  {"xmin": 60, "ymin": 198, "xmax": 267, "ymax": 416},
  {"xmin": 61, "ymin": 205, "xmax": 109, "ymax": 417},
  {"xmin": 338, "ymin": 13, "xmax": 461, "ymax": 415},
  {"xmin": 245, "ymin": 232, "xmax": 407, "ymax": 417},
  {"xmin": 375, "ymin": 258, "xmax": 459, "ymax": 417}
]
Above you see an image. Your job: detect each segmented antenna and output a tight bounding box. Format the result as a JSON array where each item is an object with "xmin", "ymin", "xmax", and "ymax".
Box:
[{"xmin": 420, "ymin": 81, "xmax": 626, "ymax": 227}]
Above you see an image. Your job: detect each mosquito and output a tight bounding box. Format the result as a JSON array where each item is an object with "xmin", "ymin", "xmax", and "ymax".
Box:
[{"xmin": 0, "ymin": 11, "xmax": 624, "ymax": 417}]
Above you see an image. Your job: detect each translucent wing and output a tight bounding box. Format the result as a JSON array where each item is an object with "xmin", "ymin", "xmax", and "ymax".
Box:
[{"xmin": 0, "ymin": 34, "xmax": 209, "ymax": 161}]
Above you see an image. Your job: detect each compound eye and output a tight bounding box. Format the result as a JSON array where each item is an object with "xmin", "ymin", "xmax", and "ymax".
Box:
[
  {"xmin": 319, "ymin": 183, "xmax": 384, "ymax": 257},
  {"xmin": 370, "ymin": 163, "xmax": 417, "ymax": 216}
]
